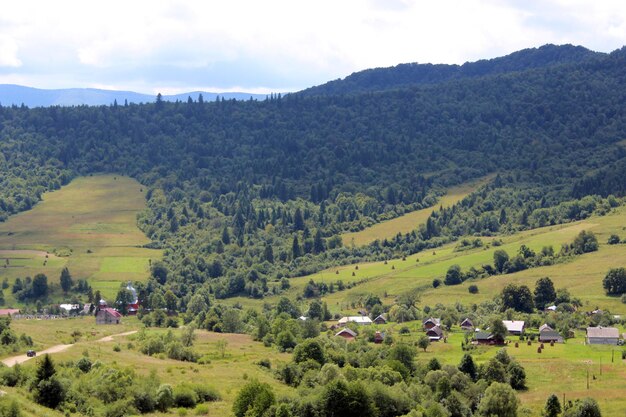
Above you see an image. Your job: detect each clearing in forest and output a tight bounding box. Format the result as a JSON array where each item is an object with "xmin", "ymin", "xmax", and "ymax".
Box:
[
  {"xmin": 0, "ymin": 175, "xmax": 160, "ymax": 301},
  {"xmin": 341, "ymin": 175, "xmax": 494, "ymax": 247}
]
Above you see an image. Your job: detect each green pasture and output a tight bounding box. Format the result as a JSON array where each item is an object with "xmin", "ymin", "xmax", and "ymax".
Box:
[
  {"xmin": 341, "ymin": 175, "xmax": 495, "ymax": 247},
  {"xmin": 0, "ymin": 175, "xmax": 161, "ymax": 301}
]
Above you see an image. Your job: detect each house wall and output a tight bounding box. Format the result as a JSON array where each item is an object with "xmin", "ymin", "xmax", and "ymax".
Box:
[{"xmin": 587, "ymin": 337, "xmax": 618, "ymax": 345}]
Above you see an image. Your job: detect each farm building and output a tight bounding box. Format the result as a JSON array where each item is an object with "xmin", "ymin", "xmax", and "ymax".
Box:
[
  {"xmin": 586, "ymin": 326, "xmax": 619, "ymax": 345},
  {"xmin": 423, "ymin": 317, "xmax": 441, "ymax": 330},
  {"xmin": 539, "ymin": 330, "xmax": 564, "ymax": 343},
  {"xmin": 338, "ymin": 316, "xmax": 373, "ymax": 326},
  {"xmin": 0, "ymin": 309, "xmax": 20, "ymax": 316},
  {"xmin": 473, "ymin": 330, "xmax": 504, "ymax": 345},
  {"xmin": 335, "ymin": 328, "xmax": 357, "ymax": 341},
  {"xmin": 426, "ymin": 325, "xmax": 444, "ymax": 341},
  {"xmin": 503, "ymin": 320, "xmax": 525, "ymax": 335},
  {"xmin": 373, "ymin": 314, "xmax": 387, "ymax": 324},
  {"xmin": 460, "ymin": 318, "xmax": 474, "ymax": 331}
]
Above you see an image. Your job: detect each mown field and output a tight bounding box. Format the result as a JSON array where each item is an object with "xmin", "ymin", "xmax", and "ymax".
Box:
[
  {"xmin": 0, "ymin": 175, "xmax": 161, "ymax": 301},
  {"xmin": 341, "ymin": 175, "xmax": 494, "ymax": 247}
]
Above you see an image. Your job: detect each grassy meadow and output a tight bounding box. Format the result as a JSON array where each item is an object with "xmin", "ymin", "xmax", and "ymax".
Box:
[
  {"xmin": 0, "ymin": 175, "xmax": 161, "ymax": 301},
  {"xmin": 341, "ymin": 175, "xmax": 494, "ymax": 247}
]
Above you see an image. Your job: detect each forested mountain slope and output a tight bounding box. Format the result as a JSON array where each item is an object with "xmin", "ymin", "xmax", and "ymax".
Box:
[
  {"xmin": 0, "ymin": 45, "xmax": 625, "ymax": 305},
  {"xmin": 298, "ymin": 44, "xmax": 603, "ymax": 96}
]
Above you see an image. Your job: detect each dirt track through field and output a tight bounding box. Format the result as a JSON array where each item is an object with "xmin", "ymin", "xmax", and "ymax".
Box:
[{"xmin": 1, "ymin": 330, "xmax": 137, "ymax": 367}]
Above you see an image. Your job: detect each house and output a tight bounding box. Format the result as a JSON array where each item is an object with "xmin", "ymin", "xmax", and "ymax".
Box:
[
  {"xmin": 373, "ymin": 314, "xmax": 387, "ymax": 325},
  {"xmin": 0, "ymin": 309, "xmax": 20, "ymax": 316},
  {"xmin": 423, "ymin": 317, "xmax": 441, "ymax": 330},
  {"xmin": 96, "ymin": 308, "xmax": 122, "ymax": 325},
  {"xmin": 539, "ymin": 329, "xmax": 564, "ymax": 343},
  {"xmin": 586, "ymin": 326, "xmax": 619, "ymax": 345},
  {"xmin": 539, "ymin": 323, "xmax": 553, "ymax": 333},
  {"xmin": 460, "ymin": 318, "xmax": 474, "ymax": 331},
  {"xmin": 337, "ymin": 316, "xmax": 373, "ymax": 326},
  {"xmin": 474, "ymin": 331, "xmax": 496, "ymax": 345},
  {"xmin": 335, "ymin": 328, "xmax": 357, "ymax": 341},
  {"xmin": 298, "ymin": 316, "xmax": 308, "ymax": 321},
  {"xmin": 426, "ymin": 325, "xmax": 444, "ymax": 341},
  {"xmin": 374, "ymin": 331, "xmax": 385, "ymax": 344},
  {"xmin": 502, "ymin": 320, "xmax": 525, "ymax": 335}
]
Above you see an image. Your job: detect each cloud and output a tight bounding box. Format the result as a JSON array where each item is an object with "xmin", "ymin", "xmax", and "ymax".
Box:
[
  {"xmin": 0, "ymin": 36, "xmax": 21, "ymax": 67},
  {"xmin": 0, "ymin": 0, "xmax": 625, "ymax": 92}
]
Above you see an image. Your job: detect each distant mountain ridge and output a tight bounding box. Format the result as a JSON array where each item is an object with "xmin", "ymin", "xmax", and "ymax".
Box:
[
  {"xmin": 298, "ymin": 44, "xmax": 605, "ymax": 96},
  {"xmin": 0, "ymin": 84, "xmax": 267, "ymax": 107}
]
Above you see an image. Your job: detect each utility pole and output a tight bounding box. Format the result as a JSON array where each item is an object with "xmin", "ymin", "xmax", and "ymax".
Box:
[{"xmin": 586, "ymin": 367, "xmax": 589, "ymax": 390}]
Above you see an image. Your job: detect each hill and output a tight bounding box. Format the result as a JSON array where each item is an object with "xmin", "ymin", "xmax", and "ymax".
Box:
[
  {"xmin": 0, "ymin": 84, "xmax": 267, "ymax": 107},
  {"xmin": 298, "ymin": 44, "xmax": 603, "ymax": 96},
  {"xmin": 0, "ymin": 175, "xmax": 160, "ymax": 302}
]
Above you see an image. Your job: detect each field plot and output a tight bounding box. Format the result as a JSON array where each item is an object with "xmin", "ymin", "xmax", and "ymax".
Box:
[
  {"xmin": 341, "ymin": 175, "xmax": 494, "ymax": 247},
  {"xmin": 304, "ymin": 206, "xmax": 626, "ymax": 315},
  {"xmin": 0, "ymin": 175, "xmax": 161, "ymax": 301}
]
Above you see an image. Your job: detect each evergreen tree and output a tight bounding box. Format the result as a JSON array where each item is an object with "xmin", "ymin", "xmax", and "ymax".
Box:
[
  {"xmin": 458, "ymin": 353, "xmax": 478, "ymax": 381},
  {"xmin": 543, "ymin": 394, "xmax": 562, "ymax": 417},
  {"xmin": 292, "ymin": 235, "xmax": 301, "ymax": 259},
  {"xmin": 60, "ymin": 267, "xmax": 73, "ymax": 293}
]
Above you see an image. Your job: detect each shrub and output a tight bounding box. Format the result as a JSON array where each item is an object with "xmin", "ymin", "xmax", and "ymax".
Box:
[
  {"xmin": 195, "ymin": 404, "xmax": 210, "ymax": 415},
  {"xmin": 173, "ymin": 386, "xmax": 198, "ymax": 408},
  {"xmin": 468, "ymin": 285, "xmax": 478, "ymax": 294},
  {"xmin": 399, "ymin": 326, "xmax": 410, "ymax": 335},
  {"xmin": 189, "ymin": 384, "xmax": 220, "ymax": 402},
  {"xmin": 76, "ymin": 356, "xmax": 92, "ymax": 373},
  {"xmin": 608, "ymin": 234, "xmax": 620, "ymax": 244},
  {"xmin": 432, "ymin": 279, "xmax": 441, "ymax": 288}
]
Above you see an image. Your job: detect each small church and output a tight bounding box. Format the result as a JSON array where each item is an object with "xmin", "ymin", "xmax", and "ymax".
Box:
[{"xmin": 95, "ymin": 299, "xmax": 122, "ymax": 325}]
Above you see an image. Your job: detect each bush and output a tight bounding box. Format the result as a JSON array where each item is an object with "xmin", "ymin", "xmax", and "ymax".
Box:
[
  {"xmin": 189, "ymin": 384, "xmax": 220, "ymax": 402},
  {"xmin": 432, "ymin": 279, "xmax": 441, "ymax": 288},
  {"xmin": 195, "ymin": 404, "xmax": 210, "ymax": 415},
  {"xmin": 76, "ymin": 356, "xmax": 92, "ymax": 373},
  {"xmin": 468, "ymin": 285, "xmax": 479, "ymax": 294},
  {"xmin": 173, "ymin": 386, "xmax": 198, "ymax": 408},
  {"xmin": 608, "ymin": 234, "xmax": 620, "ymax": 244}
]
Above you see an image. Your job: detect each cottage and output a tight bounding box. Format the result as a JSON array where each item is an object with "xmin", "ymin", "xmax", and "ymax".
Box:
[
  {"xmin": 539, "ymin": 330, "xmax": 564, "ymax": 343},
  {"xmin": 539, "ymin": 323, "xmax": 553, "ymax": 332},
  {"xmin": 474, "ymin": 331, "xmax": 495, "ymax": 345},
  {"xmin": 373, "ymin": 331, "xmax": 384, "ymax": 344},
  {"xmin": 423, "ymin": 317, "xmax": 441, "ymax": 330},
  {"xmin": 426, "ymin": 325, "xmax": 444, "ymax": 341},
  {"xmin": 373, "ymin": 314, "xmax": 387, "ymax": 325},
  {"xmin": 460, "ymin": 318, "xmax": 474, "ymax": 331},
  {"xmin": 502, "ymin": 320, "xmax": 525, "ymax": 335},
  {"xmin": 96, "ymin": 308, "xmax": 122, "ymax": 325},
  {"xmin": 586, "ymin": 326, "xmax": 619, "ymax": 345},
  {"xmin": 337, "ymin": 316, "xmax": 373, "ymax": 326},
  {"xmin": 335, "ymin": 328, "xmax": 357, "ymax": 341}
]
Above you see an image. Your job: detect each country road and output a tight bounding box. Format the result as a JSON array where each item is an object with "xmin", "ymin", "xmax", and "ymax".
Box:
[{"xmin": 1, "ymin": 330, "xmax": 137, "ymax": 367}]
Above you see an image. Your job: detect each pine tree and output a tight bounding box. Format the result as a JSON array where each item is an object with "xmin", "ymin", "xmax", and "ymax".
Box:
[
  {"xmin": 292, "ymin": 235, "xmax": 301, "ymax": 259},
  {"xmin": 60, "ymin": 267, "xmax": 72, "ymax": 293}
]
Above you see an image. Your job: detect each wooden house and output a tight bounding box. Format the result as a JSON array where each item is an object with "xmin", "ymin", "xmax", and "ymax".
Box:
[
  {"xmin": 460, "ymin": 318, "xmax": 474, "ymax": 331},
  {"xmin": 335, "ymin": 328, "xmax": 357, "ymax": 341},
  {"xmin": 373, "ymin": 314, "xmax": 387, "ymax": 325},
  {"xmin": 423, "ymin": 317, "xmax": 441, "ymax": 330},
  {"xmin": 426, "ymin": 325, "xmax": 444, "ymax": 341}
]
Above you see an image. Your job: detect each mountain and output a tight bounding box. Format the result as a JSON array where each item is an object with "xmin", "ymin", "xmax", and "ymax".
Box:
[
  {"xmin": 0, "ymin": 84, "xmax": 267, "ymax": 107},
  {"xmin": 0, "ymin": 44, "xmax": 624, "ymax": 301},
  {"xmin": 298, "ymin": 44, "xmax": 604, "ymax": 96}
]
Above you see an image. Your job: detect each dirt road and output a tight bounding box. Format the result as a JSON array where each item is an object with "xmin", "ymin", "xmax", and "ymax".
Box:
[{"xmin": 1, "ymin": 330, "xmax": 138, "ymax": 367}]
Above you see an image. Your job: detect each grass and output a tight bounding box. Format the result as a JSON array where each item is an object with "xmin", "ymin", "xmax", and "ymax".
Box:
[
  {"xmin": 0, "ymin": 175, "xmax": 161, "ymax": 301},
  {"xmin": 341, "ymin": 175, "xmax": 494, "ymax": 247}
]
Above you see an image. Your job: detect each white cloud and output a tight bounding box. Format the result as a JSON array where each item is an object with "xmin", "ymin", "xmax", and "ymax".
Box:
[
  {"xmin": 0, "ymin": 36, "xmax": 22, "ymax": 67},
  {"xmin": 0, "ymin": 0, "xmax": 625, "ymax": 91}
]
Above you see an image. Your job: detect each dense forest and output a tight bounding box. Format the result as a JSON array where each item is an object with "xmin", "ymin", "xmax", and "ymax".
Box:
[{"xmin": 0, "ymin": 45, "xmax": 625, "ymax": 307}]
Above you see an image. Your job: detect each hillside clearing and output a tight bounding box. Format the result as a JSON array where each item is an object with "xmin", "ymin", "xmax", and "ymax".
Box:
[{"xmin": 0, "ymin": 175, "xmax": 161, "ymax": 301}]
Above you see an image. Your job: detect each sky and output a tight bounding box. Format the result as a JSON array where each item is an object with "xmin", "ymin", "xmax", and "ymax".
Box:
[{"xmin": 0, "ymin": 0, "xmax": 625, "ymax": 94}]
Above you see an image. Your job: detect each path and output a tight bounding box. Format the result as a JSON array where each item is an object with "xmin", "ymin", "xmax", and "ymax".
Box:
[{"xmin": 1, "ymin": 330, "xmax": 137, "ymax": 367}]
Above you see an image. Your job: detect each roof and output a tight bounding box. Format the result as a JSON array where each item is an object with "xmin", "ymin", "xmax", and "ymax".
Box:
[
  {"xmin": 338, "ymin": 316, "xmax": 373, "ymax": 325},
  {"xmin": 539, "ymin": 324, "xmax": 553, "ymax": 332},
  {"xmin": 586, "ymin": 327, "xmax": 619, "ymax": 339},
  {"xmin": 60, "ymin": 304, "xmax": 80, "ymax": 311},
  {"xmin": 423, "ymin": 317, "xmax": 441, "ymax": 325},
  {"xmin": 539, "ymin": 330, "xmax": 562, "ymax": 341},
  {"xmin": 503, "ymin": 320, "xmax": 525, "ymax": 333},
  {"xmin": 426, "ymin": 326, "xmax": 444, "ymax": 337},
  {"xmin": 460, "ymin": 318, "xmax": 473, "ymax": 326},
  {"xmin": 0, "ymin": 309, "xmax": 20, "ymax": 316},
  {"xmin": 474, "ymin": 331, "xmax": 493, "ymax": 341},
  {"xmin": 298, "ymin": 316, "xmax": 308, "ymax": 321},
  {"xmin": 374, "ymin": 314, "xmax": 387, "ymax": 322},
  {"xmin": 101, "ymin": 308, "xmax": 122, "ymax": 318},
  {"xmin": 335, "ymin": 328, "xmax": 357, "ymax": 338}
]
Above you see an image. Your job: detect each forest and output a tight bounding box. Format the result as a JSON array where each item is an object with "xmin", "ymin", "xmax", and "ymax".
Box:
[{"xmin": 0, "ymin": 45, "xmax": 625, "ymax": 310}]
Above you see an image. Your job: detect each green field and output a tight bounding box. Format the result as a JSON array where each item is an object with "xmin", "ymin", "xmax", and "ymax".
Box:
[
  {"xmin": 341, "ymin": 175, "xmax": 494, "ymax": 247},
  {"xmin": 0, "ymin": 175, "xmax": 161, "ymax": 301}
]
